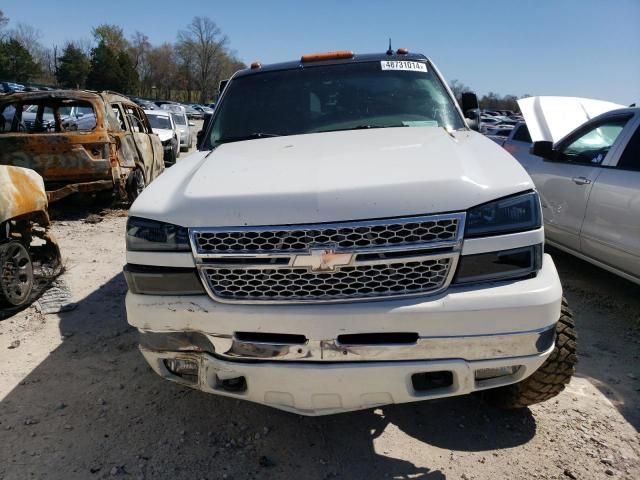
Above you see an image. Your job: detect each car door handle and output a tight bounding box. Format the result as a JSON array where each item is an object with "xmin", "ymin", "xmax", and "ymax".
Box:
[{"xmin": 572, "ymin": 176, "xmax": 592, "ymax": 185}]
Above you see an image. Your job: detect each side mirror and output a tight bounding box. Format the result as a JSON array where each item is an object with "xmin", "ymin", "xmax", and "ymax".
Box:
[
  {"xmin": 461, "ymin": 92, "xmax": 479, "ymax": 112},
  {"xmin": 460, "ymin": 92, "xmax": 480, "ymax": 131},
  {"xmin": 530, "ymin": 141, "xmax": 555, "ymax": 160}
]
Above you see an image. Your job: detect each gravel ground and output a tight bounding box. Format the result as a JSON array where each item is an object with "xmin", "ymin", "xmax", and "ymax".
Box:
[{"xmin": 0, "ymin": 204, "xmax": 639, "ymax": 480}]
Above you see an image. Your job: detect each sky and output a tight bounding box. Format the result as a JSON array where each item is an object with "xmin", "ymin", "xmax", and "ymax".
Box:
[{"xmin": 2, "ymin": 0, "xmax": 639, "ymax": 104}]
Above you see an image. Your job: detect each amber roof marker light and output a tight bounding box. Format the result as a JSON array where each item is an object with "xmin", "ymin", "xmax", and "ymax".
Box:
[
  {"xmin": 250, "ymin": 61, "xmax": 262, "ymax": 69},
  {"xmin": 300, "ymin": 50, "xmax": 354, "ymax": 63},
  {"xmin": 397, "ymin": 48, "xmax": 409, "ymax": 54}
]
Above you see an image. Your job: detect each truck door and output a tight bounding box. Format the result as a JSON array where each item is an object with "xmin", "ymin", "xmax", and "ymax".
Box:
[
  {"xmin": 581, "ymin": 116, "xmax": 640, "ymax": 280},
  {"xmin": 534, "ymin": 115, "xmax": 631, "ymax": 252}
]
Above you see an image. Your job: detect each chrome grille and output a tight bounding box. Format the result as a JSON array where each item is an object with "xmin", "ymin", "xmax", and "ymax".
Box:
[
  {"xmin": 190, "ymin": 213, "xmax": 465, "ymax": 304},
  {"xmin": 203, "ymin": 258, "xmax": 453, "ymax": 301},
  {"xmin": 193, "ymin": 217, "xmax": 459, "ymax": 254}
]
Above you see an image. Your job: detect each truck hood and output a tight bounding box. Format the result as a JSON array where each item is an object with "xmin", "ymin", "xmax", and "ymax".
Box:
[
  {"xmin": 518, "ymin": 96, "xmax": 625, "ymax": 143},
  {"xmin": 131, "ymin": 127, "xmax": 533, "ymax": 227}
]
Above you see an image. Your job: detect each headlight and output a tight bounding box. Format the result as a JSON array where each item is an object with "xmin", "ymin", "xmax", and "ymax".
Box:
[
  {"xmin": 126, "ymin": 216, "xmax": 190, "ymax": 252},
  {"xmin": 454, "ymin": 245, "xmax": 543, "ymax": 284},
  {"xmin": 465, "ymin": 191, "xmax": 541, "ymax": 238}
]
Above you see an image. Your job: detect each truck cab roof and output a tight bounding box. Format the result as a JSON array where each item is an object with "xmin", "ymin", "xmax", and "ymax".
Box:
[{"xmin": 234, "ymin": 51, "xmax": 430, "ymax": 78}]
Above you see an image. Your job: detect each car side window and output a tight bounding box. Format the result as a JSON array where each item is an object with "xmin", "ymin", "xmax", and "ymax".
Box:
[
  {"xmin": 124, "ymin": 105, "xmax": 147, "ymax": 133},
  {"xmin": 558, "ymin": 117, "xmax": 630, "ymax": 165},
  {"xmin": 111, "ymin": 104, "xmax": 128, "ymax": 131},
  {"xmin": 616, "ymin": 124, "xmax": 640, "ymax": 171}
]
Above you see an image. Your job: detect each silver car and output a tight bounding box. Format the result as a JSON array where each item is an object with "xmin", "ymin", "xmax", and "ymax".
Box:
[
  {"xmin": 515, "ymin": 99, "xmax": 640, "ymax": 285},
  {"xmin": 171, "ymin": 112, "xmax": 194, "ymax": 152}
]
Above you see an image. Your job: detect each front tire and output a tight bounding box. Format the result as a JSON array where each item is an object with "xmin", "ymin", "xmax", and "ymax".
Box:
[
  {"xmin": 0, "ymin": 241, "xmax": 34, "ymax": 307},
  {"xmin": 486, "ymin": 298, "xmax": 577, "ymax": 408}
]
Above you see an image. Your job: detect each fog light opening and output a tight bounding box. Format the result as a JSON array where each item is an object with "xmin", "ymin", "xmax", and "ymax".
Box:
[
  {"xmin": 411, "ymin": 371, "xmax": 453, "ymax": 392},
  {"xmin": 164, "ymin": 358, "xmax": 199, "ymax": 383},
  {"xmin": 217, "ymin": 375, "xmax": 247, "ymax": 393},
  {"xmin": 474, "ymin": 365, "xmax": 520, "ymax": 381}
]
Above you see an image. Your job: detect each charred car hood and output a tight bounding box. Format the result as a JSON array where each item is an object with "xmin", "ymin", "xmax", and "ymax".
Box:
[
  {"xmin": 131, "ymin": 127, "xmax": 533, "ymax": 227},
  {"xmin": 518, "ymin": 96, "xmax": 625, "ymax": 143}
]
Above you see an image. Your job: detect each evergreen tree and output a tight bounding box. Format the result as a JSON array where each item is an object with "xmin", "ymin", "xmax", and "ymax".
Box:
[
  {"xmin": 56, "ymin": 43, "xmax": 90, "ymax": 88},
  {"xmin": 86, "ymin": 41, "xmax": 123, "ymax": 91},
  {"xmin": 0, "ymin": 38, "xmax": 39, "ymax": 81},
  {"xmin": 117, "ymin": 50, "xmax": 138, "ymax": 93}
]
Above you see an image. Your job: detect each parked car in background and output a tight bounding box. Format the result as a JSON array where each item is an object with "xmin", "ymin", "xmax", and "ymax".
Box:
[
  {"xmin": 0, "ymin": 165, "xmax": 61, "ymax": 308},
  {"xmin": 486, "ymin": 126, "xmax": 515, "ymax": 143},
  {"xmin": 171, "ymin": 111, "xmax": 194, "ymax": 152},
  {"xmin": 131, "ymin": 97, "xmax": 161, "ymax": 110},
  {"xmin": 500, "ymin": 122, "xmax": 532, "ymax": 154},
  {"xmin": 0, "ymin": 90, "xmax": 164, "ymax": 202},
  {"xmin": 145, "ymin": 109, "xmax": 180, "ymax": 166},
  {"xmin": 158, "ymin": 104, "xmax": 194, "ymax": 152},
  {"xmin": 192, "ymin": 104, "xmax": 214, "ymax": 115},
  {"xmin": 184, "ymin": 104, "xmax": 204, "ymax": 120},
  {"xmin": 0, "ymin": 82, "xmax": 25, "ymax": 93},
  {"xmin": 515, "ymin": 97, "xmax": 639, "ymax": 284}
]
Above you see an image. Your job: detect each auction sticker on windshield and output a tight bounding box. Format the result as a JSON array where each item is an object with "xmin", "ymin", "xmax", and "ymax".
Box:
[{"xmin": 380, "ymin": 60, "xmax": 427, "ymax": 72}]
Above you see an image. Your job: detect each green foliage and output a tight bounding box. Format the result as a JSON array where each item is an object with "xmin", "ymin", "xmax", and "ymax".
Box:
[
  {"xmin": 86, "ymin": 41, "xmax": 121, "ymax": 90},
  {"xmin": 56, "ymin": 43, "xmax": 90, "ymax": 88},
  {"xmin": 0, "ymin": 38, "xmax": 39, "ymax": 81},
  {"xmin": 92, "ymin": 24, "xmax": 128, "ymax": 52}
]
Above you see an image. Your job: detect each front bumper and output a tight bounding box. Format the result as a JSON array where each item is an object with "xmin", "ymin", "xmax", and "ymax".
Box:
[
  {"xmin": 141, "ymin": 347, "xmax": 553, "ymax": 416},
  {"xmin": 127, "ymin": 254, "xmax": 562, "ymax": 415}
]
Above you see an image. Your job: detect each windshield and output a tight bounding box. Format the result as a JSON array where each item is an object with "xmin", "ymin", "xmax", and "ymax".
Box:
[
  {"xmin": 172, "ymin": 113, "xmax": 186, "ymax": 126},
  {"xmin": 148, "ymin": 114, "xmax": 172, "ymax": 130},
  {"xmin": 208, "ymin": 60, "xmax": 464, "ymax": 146}
]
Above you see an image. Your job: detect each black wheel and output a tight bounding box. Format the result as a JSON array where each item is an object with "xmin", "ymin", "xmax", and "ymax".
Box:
[
  {"xmin": 485, "ymin": 298, "xmax": 577, "ymax": 408},
  {"xmin": 0, "ymin": 242, "xmax": 34, "ymax": 307},
  {"xmin": 126, "ymin": 168, "xmax": 146, "ymax": 202}
]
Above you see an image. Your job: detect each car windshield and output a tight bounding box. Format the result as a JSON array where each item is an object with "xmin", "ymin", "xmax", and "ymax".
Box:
[
  {"xmin": 207, "ymin": 60, "xmax": 464, "ymax": 146},
  {"xmin": 172, "ymin": 113, "xmax": 186, "ymax": 126},
  {"xmin": 148, "ymin": 115, "xmax": 171, "ymax": 130}
]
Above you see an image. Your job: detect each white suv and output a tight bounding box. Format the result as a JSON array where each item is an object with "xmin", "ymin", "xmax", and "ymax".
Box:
[{"xmin": 124, "ymin": 51, "xmax": 576, "ymax": 416}]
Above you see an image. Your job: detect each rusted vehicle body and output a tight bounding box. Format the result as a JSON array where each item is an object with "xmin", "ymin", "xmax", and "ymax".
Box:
[
  {"xmin": 0, "ymin": 165, "xmax": 61, "ymax": 309},
  {"xmin": 0, "ymin": 90, "xmax": 164, "ymax": 203}
]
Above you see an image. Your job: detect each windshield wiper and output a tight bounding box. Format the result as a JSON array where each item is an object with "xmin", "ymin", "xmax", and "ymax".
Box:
[
  {"xmin": 316, "ymin": 124, "xmax": 408, "ymax": 133},
  {"xmin": 215, "ymin": 132, "xmax": 282, "ymax": 144}
]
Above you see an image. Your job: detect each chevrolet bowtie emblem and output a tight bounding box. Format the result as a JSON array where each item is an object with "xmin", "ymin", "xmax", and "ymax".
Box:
[{"xmin": 292, "ymin": 248, "xmax": 353, "ymax": 272}]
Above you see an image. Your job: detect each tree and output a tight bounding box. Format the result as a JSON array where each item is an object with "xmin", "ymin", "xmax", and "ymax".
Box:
[
  {"xmin": 449, "ymin": 79, "xmax": 471, "ymax": 102},
  {"xmin": 0, "ymin": 10, "xmax": 8, "ymax": 33},
  {"xmin": 117, "ymin": 50, "xmax": 138, "ymax": 93},
  {"xmin": 0, "ymin": 38, "xmax": 40, "ymax": 81},
  {"xmin": 92, "ymin": 24, "xmax": 128, "ymax": 53},
  {"xmin": 86, "ymin": 41, "xmax": 123, "ymax": 91},
  {"xmin": 56, "ymin": 42, "xmax": 90, "ymax": 88},
  {"xmin": 178, "ymin": 16, "xmax": 228, "ymax": 103}
]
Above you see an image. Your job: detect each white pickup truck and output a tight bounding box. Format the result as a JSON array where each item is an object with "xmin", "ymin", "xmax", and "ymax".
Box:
[{"xmin": 124, "ymin": 51, "xmax": 575, "ymax": 416}]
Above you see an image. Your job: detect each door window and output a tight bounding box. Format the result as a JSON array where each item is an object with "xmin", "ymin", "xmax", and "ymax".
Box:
[
  {"xmin": 616, "ymin": 124, "xmax": 640, "ymax": 171},
  {"xmin": 124, "ymin": 105, "xmax": 149, "ymax": 133},
  {"xmin": 558, "ymin": 117, "xmax": 630, "ymax": 165},
  {"xmin": 111, "ymin": 104, "xmax": 128, "ymax": 131}
]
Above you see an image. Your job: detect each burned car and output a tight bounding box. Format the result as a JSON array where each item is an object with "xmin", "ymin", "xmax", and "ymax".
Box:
[
  {"xmin": 0, "ymin": 165, "xmax": 61, "ymax": 309},
  {"xmin": 0, "ymin": 90, "xmax": 164, "ymax": 203}
]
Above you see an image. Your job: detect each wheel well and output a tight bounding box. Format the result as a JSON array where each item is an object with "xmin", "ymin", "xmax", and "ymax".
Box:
[{"xmin": 1, "ymin": 210, "xmax": 50, "ymax": 244}]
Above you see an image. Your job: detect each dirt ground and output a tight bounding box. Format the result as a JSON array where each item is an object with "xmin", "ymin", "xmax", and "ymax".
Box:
[{"xmin": 0, "ymin": 202, "xmax": 639, "ymax": 479}]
